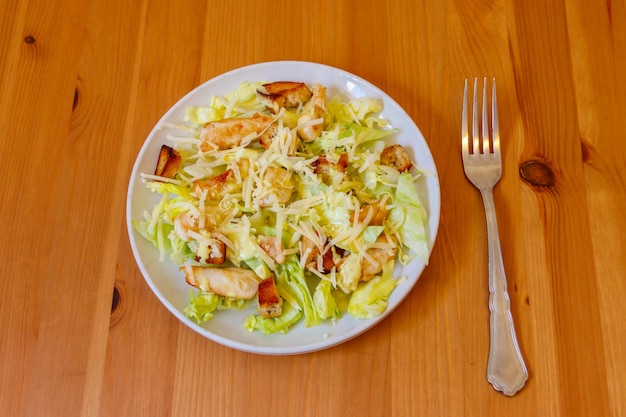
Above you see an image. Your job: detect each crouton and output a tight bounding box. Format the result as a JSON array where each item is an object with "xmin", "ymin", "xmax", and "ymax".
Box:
[
  {"xmin": 154, "ymin": 145, "xmax": 181, "ymax": 179},
  {"xmin": 257, "ymin": 276, "xmax": 283, "ymax": 318},
  {"xmin": 196, "ymin": 238, "xmax": 227, "ymax": 265},
  {"xmin": 380, "ymin": 144, "xmax": 413, "ymax": 172},
  {"xmin": 313, "ymin": 153, "xmax": 349, "ymax": 185}
]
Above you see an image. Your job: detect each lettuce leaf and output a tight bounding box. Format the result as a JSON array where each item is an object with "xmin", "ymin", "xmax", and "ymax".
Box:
[
  {"xmin": 347, "ymin": 262, "xmax": 398, "ymax": 319},
  {"xmin": 184, "ymin": 290, "xmax": 246, "ymax": 324},
  {"xmin": 313, "ymin": 279, "xmax": 341, "ymax": 320},
  {"xmin": 275, "ymin": 260, "xmax": 320, "ymax": 328},
  {"xmin": 243, "ymin": 302, "xmax": 302, "ymax": 335},
  {"xmin": 391, "ymin": 172, "xmax": 429, "ymax": 264}
]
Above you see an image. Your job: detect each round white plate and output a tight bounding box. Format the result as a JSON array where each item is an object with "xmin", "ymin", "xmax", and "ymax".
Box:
[{"xmin": 126, "ymin": 61, "xmax": 440, "ymax": 355}]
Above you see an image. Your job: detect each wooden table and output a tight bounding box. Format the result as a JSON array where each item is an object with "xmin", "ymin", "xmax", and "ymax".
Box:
[{"xmin": 2, "ymin": 0, "xmax": 625, "ymax": 415}]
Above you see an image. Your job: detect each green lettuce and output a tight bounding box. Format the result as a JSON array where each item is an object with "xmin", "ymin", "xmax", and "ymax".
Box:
[
  {"xmin": 275, "ymin": 259, "xmax": 320, "ymax": 328},
  {"xmin": 347, "ymin": 262, "xmax": 398, "ymax": 319},
  {"xmin": 184, "ymin": 290, "xmax": 246, "ymax": 323},
  {"xmin": 390, "ymin": 172, "xmax": 429, "ymax": 263},
  {"xmin": 185, "ymin": 81, "xmax": 266, "ymax": 125},
  {"xmin": 313, "ymin": 279, "xmax": 341, "ymax": 320},
  {"xmin": 243, "ymin": 302, "xmax": 302, "ymax": 335}
]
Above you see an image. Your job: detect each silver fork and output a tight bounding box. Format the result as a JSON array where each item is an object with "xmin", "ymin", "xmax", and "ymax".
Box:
[{"xmin": 461, "ymin": 78, "xmax": 528, "ymax": 396}]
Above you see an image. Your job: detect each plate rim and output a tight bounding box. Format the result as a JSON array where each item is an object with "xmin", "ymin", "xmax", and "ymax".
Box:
[{"xmin": 126, "ymin": 60, "xmax": 441, "ymax": 355}]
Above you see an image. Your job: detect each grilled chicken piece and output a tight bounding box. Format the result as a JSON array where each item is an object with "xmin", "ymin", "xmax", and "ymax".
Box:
[
  {"xmin": 297, "ymin": 84, "xmax": 328, "ymax": 142},
  {"xmin": 301, "ymin": 234, "xmax": 343, "ymax": 273},
  {"xmin": 193, "ymin": 169, "xmax": 240, "ymax": 201},
  {"xmin": 257, "ymin": 276, "xmax": 283, "ymax": 318},
  {"xmin": 300, "ymin": 234, "xmax": 321, "ymax": 271},
  {"xmin": 258, "ymin": 235, "xmax": 286, "ymax": 264},
  {"xmin": 256, "ymin": 81, "xmax": 313, "ymax": 114},
  {"xmin": 173, "ymin": 211, "xmax": 226, "ymax": 264},
  {"xmin": 155, "ymin": 145, "xmax": 182, "ymax": 179},
  {"xmin": 336, "ymin": 253, "xmax": 361, "ymax": 293},
  {"xmin": 258, "ymin": 122, "xmax": 278, "ymax": 149},
  {"xmin": 198, "ymin": 239, "xmax": 227, "ymax": 264},
  {"xmin": 182, "ymin": 266, "xmax": 259, "ymax": 299},
  {"xmin": 258, "ymin": 123, "xmax": 300, "ymax": 156},
  {"xmin": 313, "ymin": 153, "xmax": 349, "ymax": 186},
  {"xmin": 173, "ymin": 211, "xmax": 199, "ymax": 242},
  {"xmin": 199, "ymin": 113, "xmax": 273, "ymax": 152},
  {"xmin": 360, "ymin": 235, "xmax": 398, "ymax": 281},
  {"xmin": 352, "ymin": 200, "xmax": 388, "ymax": 226},
  {"xmin": 380, "ymin": 144, "xmax": 413, "ymax": 172},
  {"xmin": 255, "ymin": 166, "xmax": 293, "ymax": 207}
]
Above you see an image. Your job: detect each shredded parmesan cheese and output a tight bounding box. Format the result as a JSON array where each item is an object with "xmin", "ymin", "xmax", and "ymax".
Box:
[{"xmin": 135, "ymin": 80, "xmax": 427, "ymax": 328}]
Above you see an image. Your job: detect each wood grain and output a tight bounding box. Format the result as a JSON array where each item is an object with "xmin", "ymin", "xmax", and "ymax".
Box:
[{"xmin": 1, "ymin": 0, "xmax": 625, "ymax": 416}]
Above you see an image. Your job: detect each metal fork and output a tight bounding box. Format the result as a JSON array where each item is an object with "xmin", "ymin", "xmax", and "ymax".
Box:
[{"xmin": 461, "ymin": 78, "xmax": 528, "ymax": 396}]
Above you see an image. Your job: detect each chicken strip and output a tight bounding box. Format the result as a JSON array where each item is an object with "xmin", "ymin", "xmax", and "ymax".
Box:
[
  {"xmin": 351, "ymin": 200, "xmax": 388, "ymax": 226},
  {"xmin": 258, "ymin": 235, "xmax": 286, "ymax": 264},
  {"xmin": 182, "ymin": 266, "xmax": 259, "ymax": 299},
  {"xmin": 256, "ymin": 81, "xmax": 312, "ymax": 114},
  {"xmin": 199, "ymin": 113, "xmax": 273, "ymax": 152},
  {"xmin": 297, "ymin": 84, "xmax": 328, "ymax": 142},
  {"xmin": 255, "ymin": 166, "xmax": 294, "ymax": 207},
  {"xmin": 193, "ymin": 169, "xmax": 240, "ymax": 201}
]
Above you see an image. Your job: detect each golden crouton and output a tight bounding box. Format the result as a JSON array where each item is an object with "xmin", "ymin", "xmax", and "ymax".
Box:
[
  {"xmin": 256, "ymin": 81, "xmax": 313, "ymax": 114},
  {"xmin": 313, "ymin": 153, "xmax": 349, "ymax": 186},
  {"xmin": 257, "ymin": 276, "xmax": 283, "ymax": 318},
  {"xmin": 154, "ymin": 145, "xmax": 181, "ymax": 179},
  {"xmin": 380, "ymin": 144, "xmax": 413, "ymax": 172}
]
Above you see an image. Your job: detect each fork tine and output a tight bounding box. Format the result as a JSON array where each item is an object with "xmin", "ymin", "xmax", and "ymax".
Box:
[
  {"xmin": 481, "ymin": 77, "xmax": 490, "ymax": 154},
  {"xmin": 491, "ymin": 78, "xmax": 500, "ymax": 157},
  {"xmin": 472, "ymin": 78, "xmax": 480, "ymax": 154},
  {"xmin": 462, "ymin": 79, "xmax": 469, "ymax": 156}
]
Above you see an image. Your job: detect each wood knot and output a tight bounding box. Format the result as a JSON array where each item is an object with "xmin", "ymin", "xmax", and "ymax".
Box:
[
  {"xmin": 519, "ymin": 160, "xmax": 555, "ymax": 187},
  {"xmin": 73, "ymin": 87, "xmax": 79, "ymax": 111},
  {"xmin": 110, "ymin": 283, "xmax": 124, "ymax": 327},
  {"xmin": 24, "ymin": 35, "xmax": 36, "ymax": 44}
]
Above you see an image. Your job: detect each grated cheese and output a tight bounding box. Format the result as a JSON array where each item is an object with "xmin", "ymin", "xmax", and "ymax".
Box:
[
  {"xmin": 140, "ymin": 173, "xmax": 184, "ymax": 186},
  {"xmin": 253, "ymin": 241, "xmax": 277, "ymax": 272},
  {"xmin": 136, "ymin": 80, "xmax": 427, "ymax": 328}
]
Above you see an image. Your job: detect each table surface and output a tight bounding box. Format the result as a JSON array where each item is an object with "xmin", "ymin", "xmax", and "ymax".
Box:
[{"xmin": 2, "ymin": 0, "xmax": 625, "ymax": 415}]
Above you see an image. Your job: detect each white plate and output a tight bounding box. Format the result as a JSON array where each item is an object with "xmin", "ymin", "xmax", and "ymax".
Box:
[{"xmin": 126, "ymin": 61, "xmax": 440, "ymax": 355}]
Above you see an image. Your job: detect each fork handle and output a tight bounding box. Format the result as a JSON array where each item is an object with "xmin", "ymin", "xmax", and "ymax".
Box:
[{"xmin": 480, "ymin": 188, "xmax": 528, "ymax": 396}]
